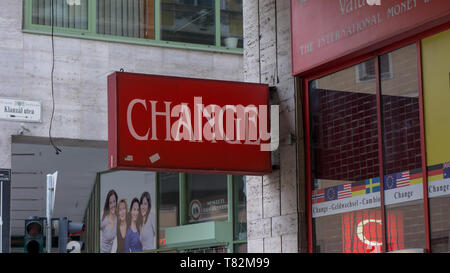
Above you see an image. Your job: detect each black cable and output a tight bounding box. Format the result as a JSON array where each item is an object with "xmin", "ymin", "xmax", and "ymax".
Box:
[{"xmin": 49, "ymin": 0, "xmax": 62, "ymax": 155}]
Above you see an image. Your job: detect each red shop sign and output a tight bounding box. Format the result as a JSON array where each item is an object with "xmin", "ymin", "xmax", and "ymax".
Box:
[
  {"xmin": 107, "ymin": 72, "xmax": 272, "ymax": 175},
  {"xmin": 290, "ymin": 0, "xmax": 450, "ymax": 76}
]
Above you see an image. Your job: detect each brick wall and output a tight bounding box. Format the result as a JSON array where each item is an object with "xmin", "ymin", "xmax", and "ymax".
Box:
[{"xmin": 311, "ymin": 88, "xmax": 421, "ymax": 182}]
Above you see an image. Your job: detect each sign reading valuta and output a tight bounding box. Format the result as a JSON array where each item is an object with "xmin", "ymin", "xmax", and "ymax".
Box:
[
  {"xmin": 108, "ymin": 72, "xmax": 273, "ymax": 175},
  {"xmin": 290, "ymin": 0, "xmax": 450, "ymax": 75}
]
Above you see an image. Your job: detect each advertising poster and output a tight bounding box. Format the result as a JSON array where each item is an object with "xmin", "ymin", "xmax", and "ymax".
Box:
[{"xmin": 100, "ymin": 171, "xmax": 156, "ymax": 253}]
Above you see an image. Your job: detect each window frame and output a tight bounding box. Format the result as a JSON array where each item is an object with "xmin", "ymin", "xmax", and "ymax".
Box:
[
  {"xmin": 22, "ymin": 0, "xmax": 243, "ymax": 54},
  {"xmin": 303, "ymin": 23, "xmax": 450, "ymax": 253},
  {"xmin": 83, "ymin": 171, "xmax": 246, "ymax": 253}
]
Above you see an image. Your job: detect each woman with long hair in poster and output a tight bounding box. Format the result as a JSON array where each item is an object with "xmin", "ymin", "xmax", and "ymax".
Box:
[
  {"xmin": 125, "ymin": 197, "xmax": 143, "ymax": 252},
  {"xmin": 139, "ymin": 191, "xmax": 156, "ymax": 250},
  {"xmin": 100, "ymin": 189, "xmax": 118, "ymax": 253},
  {"xmin": 116, "ymin": 199, "xmax": 128, "ymax": 253}
]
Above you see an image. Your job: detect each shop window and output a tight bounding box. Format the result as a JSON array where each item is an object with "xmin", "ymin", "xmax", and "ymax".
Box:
[
  {"xmin": 380, "ymin": 44, "xmax": 425, "ymax": 250},
  {"xmin": 158, "ymin": 172, "xmax": 179, "ymax": 248},
  {"xmin": 356, "ymin": 54, "xmax": 392, "ymax": 82},
  {"xmin": 422, "ymin": 28, "xmax": 450, "ymax": 253},
  {"xmin": 310, "ymin": 59, "xmax": 380, "ymax": 253},
  {"xmin": 32, "ymin": 0, "xmax": 89, "ymax": 29},
  {"xmin": 161, "ymin": 0, "xmax": 216, "ymax": 45},
  {"xmin": 99, "ymin": 171, "xmax": 157, "ymax": 253},
  {"xmin": 234, "ymin": 176, "xmax": 247, "ymax": 240},
  {"xmin": 187, "ymin": 173, "xmax": 228, "ymax": 223},
  {"xmin": 309, "ymin": 43, "xmax": 425, "ymax": 252}
]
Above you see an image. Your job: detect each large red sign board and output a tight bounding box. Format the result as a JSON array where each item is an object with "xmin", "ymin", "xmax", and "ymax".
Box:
[
  {"xmin": 290, "ymin": 0, "xmax": 450, "ymax": 76},
  {"xmin": 108, "ymin": 72, "xmax": 272, "ymax": 175}
]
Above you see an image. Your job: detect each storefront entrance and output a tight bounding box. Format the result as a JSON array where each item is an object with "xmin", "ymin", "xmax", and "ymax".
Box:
[{"xmin": 304, "ymin": 26, "xmax": 450, "ymax": 253}]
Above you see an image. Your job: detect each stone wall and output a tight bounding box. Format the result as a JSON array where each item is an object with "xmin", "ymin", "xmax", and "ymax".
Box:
[
  {"xmin": 243, "ymin": 0, "xmax": 307, "ymax": 253},
  {"xmin": 0, "ymin": 0, "xmax": 243, "ymax": 169}
]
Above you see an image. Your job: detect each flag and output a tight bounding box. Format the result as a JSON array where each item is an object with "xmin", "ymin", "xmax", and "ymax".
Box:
[
  {"xmin": 338, "ymin": 184, "xmax": 352, "ymax": 199},
  {"xmin": 312, "ymin": 189, "xmax": 324, "ymax": 204},
  {"xmin": 384, "ymin": 173, "xmax": 398, "ymax": 190},
  {"xmin": 351, "ymin": 180, "xmax": 366, "ymax": 197},
  {"xmin": 324, "ymin": 186, "xmax": 338, "ymax": 201},
  {"xmin": 409, "ymin": 168, "xmax": 423, "ymax": 185},
  {"xmin": 428, "ymin": 164, "xmax": 443, "ymax": 182},
  {"xmin": 365, "ymin": 177, "xmax": 380, "ymax": 193},
  {"xmin": 396, "ymin": 171, "xmax": 410, "ymax": 188},
  {"xmin": 443, "ymin": 162, "xmax": 450, "ymax": 179}
]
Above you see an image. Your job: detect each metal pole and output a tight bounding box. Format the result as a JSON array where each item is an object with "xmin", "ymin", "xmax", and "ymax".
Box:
[{"xmin": 46, "ymin": 174, "xmax": 53, "ymax": 253}]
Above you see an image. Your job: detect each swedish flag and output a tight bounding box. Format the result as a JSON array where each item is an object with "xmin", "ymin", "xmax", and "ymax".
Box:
[{"xmin": 365, "ymin": 177, "xmax": 380, "ymax": 193}]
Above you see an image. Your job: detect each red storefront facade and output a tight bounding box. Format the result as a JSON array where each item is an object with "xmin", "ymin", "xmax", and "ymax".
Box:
[{"xmin": 290, "ymin": 0, "xmax": 450, "ymax": 253}]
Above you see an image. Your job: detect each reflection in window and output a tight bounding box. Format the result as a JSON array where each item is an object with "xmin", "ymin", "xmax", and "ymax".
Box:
[
  {"xmin": 97, "ymin": 0, "xmax": 155, "ymax": 39},
  {"xmin": 158, "ymin": 172, "xmax": 179, "ymax": 248},
  {"xmin": 310, "ymin": 44, "xmax": 426, "ymax": 252},
  {"xmin": 161, "ymin": 0, "xmax": 216, "ymax": 45},
  {"xmin": 381, "ymin": 44, "xmax": 425, "ymax": 251},
  {"xmin": 356, "ymin": 54, "xmax": 392, "ymax": 82},
  {"xmin": 220, "ymin": 0, "xmax": 243, "ymax": 48},
  {"xmin": 235, "ymin": 176, "xmax": 247, "ymax": 240},
  {"xmin": 32, "ymin": 0, "xmax": 89, "ymax": 29},
  {"xmin": 310, "ymin": 60, "xmax": 380, "ymax": 253},
  {"xmin": 187, "ymin": 173, "xmax": 228, "ymax": 223}
]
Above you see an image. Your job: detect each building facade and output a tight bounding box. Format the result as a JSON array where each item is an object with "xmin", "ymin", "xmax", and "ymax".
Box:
[
  {"xmin": 2, "ymin": 0, "xmax": 450, "ymax": 254},
  {"xmin": 1, "ymin": 0, "xmax": 246, "ymax": 253},
  {"xmin": 243, "ymin": 0, "xmax": 450, "ymax": 253}
]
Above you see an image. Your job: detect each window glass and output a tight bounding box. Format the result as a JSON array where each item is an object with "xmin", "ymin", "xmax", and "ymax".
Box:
[
  {"xmin": 380, "ymin": 44, "xmax": 425, "ymax": 251},
  {"xmin": 220, "ymin": 0, "xmax": 243, "ymax": 48},
  {"xmin": 158, "ymin": 172, "xmax": 179, "ymax": 248},
  {"xmin": 97, "ymin": 0, "xmax": 155, "ymax": 39},
  {"xmin": 234, "ymin": 243, "xmax": 247, "ymax": 253},
  {"xmin": 235, "ymin": 176, "xmax": 246, "ymax": 240},
  {"xmin": 310, "ymin": 60, "xmax": 381, "ymax": 252},
  {"xmin": 187, "ymin": 173, "xmax": 228, "ymax": 223},
  {"xmin": 161, "ymin": 0, "xmax": 216, "ymax": 45},
  {"xmin": 32, "ymin": 0, "xmax": 89, "ymax": 29},
  {"xmin": 421, "ymin": 28, "xmax": 450, "ymax": 253}
]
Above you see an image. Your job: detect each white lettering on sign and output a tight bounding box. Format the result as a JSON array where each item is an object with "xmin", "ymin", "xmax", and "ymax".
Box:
[
  {"xmin": 126, "ymin": 97, "xmax": 279, "ymax": 152},
  {"xmin": 300, "ymin": 0, "xmax": 421, "ymax": 57}
]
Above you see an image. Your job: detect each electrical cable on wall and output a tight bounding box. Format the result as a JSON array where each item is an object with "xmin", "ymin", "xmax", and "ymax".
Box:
[{"xmin": 49, "ymin": 0, "xmax": 62, "ymax": 155}]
